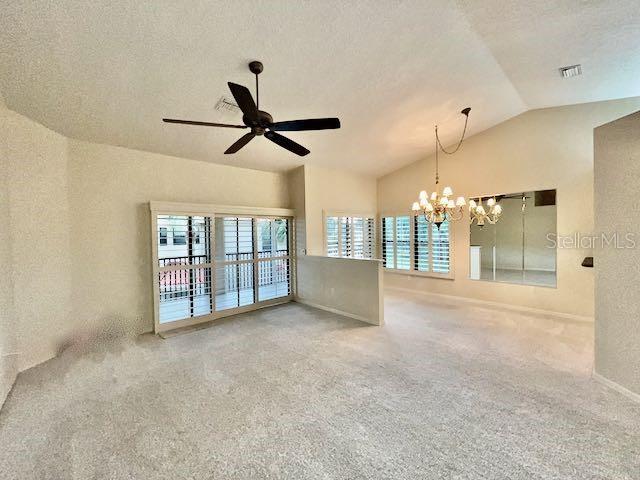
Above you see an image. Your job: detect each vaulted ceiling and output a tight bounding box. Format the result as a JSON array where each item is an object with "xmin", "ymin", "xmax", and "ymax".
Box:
[{"xmin": 1, "ymin": 1, "xmax": 638, "ymax": 176}]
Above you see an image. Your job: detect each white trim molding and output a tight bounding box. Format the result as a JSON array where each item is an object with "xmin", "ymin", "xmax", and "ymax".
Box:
[
  {"xmin": 150, "ymin": 201, "xmax": 294, "ymax": 218},
  {"xmin": 294, "ymin": 297, "xmax": 379, "ymax": 326},
  {"xmin": 593, "ymin": 371, "xmax": 640, "ymax": 403}
]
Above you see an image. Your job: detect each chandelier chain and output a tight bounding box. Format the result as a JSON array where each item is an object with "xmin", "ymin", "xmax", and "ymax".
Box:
[
  {"xmin": 435, "ymin": 112, "xmax": 469, "ymax": 155},
  {"xmin": 433, "ymin": 110, "xmax": 469, "ymax": 186}
]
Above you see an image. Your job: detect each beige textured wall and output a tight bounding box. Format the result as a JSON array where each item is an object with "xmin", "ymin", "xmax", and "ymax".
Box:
[
  {"xmin": 0, "ymin": 104, "xmax": 18, "ymax": 406},
  {"xmin": 594, "ymin": 110, "xmax": 640, "ymax": 395},
  {"xmin": 296, "ymin": 256, "xmax": 383, "ymax": 325},
  {"xmin": 287, "ymin": 166, "xmax": 307, "ymax": 257},
  {"xmin": 303, "ymin": 165, "xmax": 377, "ymax": 256},
  {"xmin": 67, "ymin": 139, "xmax": 290, "ymax": 336},
  {"xmin": 378, "ymin": 98, "xmax": 640, "ymax": 318},
  {"xmin": 0, "ymin": 105, "xmax": 73, "ymax": 380},
  {"xmin": 0, "ymin": 103, "xmax": 292, "ymax": 392}
]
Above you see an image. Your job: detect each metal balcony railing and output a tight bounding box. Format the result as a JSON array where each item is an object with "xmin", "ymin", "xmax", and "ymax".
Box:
[{"xmin": 159, "ymin": 251, "xmax": 289, "ymax": 300}]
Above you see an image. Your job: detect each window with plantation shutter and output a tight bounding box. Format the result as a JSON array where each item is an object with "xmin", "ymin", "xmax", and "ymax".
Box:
[
  {"xmin": 414, "ymin": 215, "xmax": 429, "ymax": 271},
  {"xmin": 431, "ymin": 221, "xmax": 450, "ymax": 273},
  {"xmin": 395, "ymin": 216, "xmax": 411, "ymax": 270},
  {"xmin": 364, "ymin": 218, "xmax": 375, "ymax": 260},
  {"xmin": 157, "ymin": 215, "xmax": 213, "ymax": 324},
  {"xmin": 352, "ymin": 217, "xmax": 364, "ymax": 258},
  {"xmin": 382, "ymin": 214, "xmax": 451, "ymax": 276},
  {"xmin": 326, "ymin": 216, "xmax": 339, "ymax": 257},
  {"xmin": 382, "ymin": 216, "xmax": 395, "ymax": 268},
  {"xmin": 152, "ymin": 204, "xmax": 294, "ymax": 333},
  {"xmin": 324, "ymin": 213, "xmax": 376, "ymax": 259},
  {"xmin": 340, "ymin": 217, "xmax": 352, "ymax": 257}
]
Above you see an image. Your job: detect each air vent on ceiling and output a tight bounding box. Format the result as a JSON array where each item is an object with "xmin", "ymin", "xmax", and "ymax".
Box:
[
  {"xmin": 559, "ymin": 64, "xmax": 582, "ymax": 78},
  {"xmin": 215, "ymin": 96, "xmax": 240, "ymax": 113}
]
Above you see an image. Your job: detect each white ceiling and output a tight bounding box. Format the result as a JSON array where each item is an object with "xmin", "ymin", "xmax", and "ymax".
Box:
[{"xmin": 1, "ymin": 1, "xmax": 638, "ymax": 176}]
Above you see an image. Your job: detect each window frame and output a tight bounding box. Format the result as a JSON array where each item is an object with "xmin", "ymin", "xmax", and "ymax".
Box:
[
  {"xmin": 323, "ymin": 210, "xmax": 377, "ymax": 260},
  {"xmin": 379, "ymin": 210, "xmax": 455, "ymax": 280},
  {"xmin": 150, "ymin": 201, "xmax": 296, "ymax": 333}
]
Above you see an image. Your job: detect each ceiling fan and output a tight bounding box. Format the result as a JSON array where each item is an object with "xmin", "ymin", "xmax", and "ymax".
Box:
[{"xmin": 163, "ymin": 61, "xmax": 341, "ymax": 156}]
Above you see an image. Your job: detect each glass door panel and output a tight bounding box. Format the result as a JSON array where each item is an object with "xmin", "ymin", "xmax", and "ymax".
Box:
[
  {"xmin": 214, "ymin": 217, "xmax": 255, "ymax": 312},
  {"xmin": 215, "ymin": 263, "xmax": 255, "ymax": 311},
  {"xmin": 155, "ymin": 214, "xmax": 292, "ymax": 329},
  {"xmin": 257, "ymin": 218, "xmax": 291, "ymax": 301},
  {"xmin": 157, "ymin": 215, "xmax": 212, "ymax": 324}
]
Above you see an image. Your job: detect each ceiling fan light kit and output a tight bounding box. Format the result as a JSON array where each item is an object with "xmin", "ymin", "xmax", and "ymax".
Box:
[{"xmin": 163, "ymin": 60, "xmax": 341, "ymax": 157}]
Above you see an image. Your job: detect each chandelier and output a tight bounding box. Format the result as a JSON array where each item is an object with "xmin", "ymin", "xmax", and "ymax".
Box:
[
  {"xmin": 469, "ymin": 196, "xmax": 502, "ymax": 226},
  {"xmin": 412, "ymin": 108, "xmax": 471, "ymax": 228}
]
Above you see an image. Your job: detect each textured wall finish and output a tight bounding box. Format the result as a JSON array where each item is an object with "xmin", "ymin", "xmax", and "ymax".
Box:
[
  {"xmin": 296, "ymin": 256, "xmax": 383, "ymax": 325},
  {"xmin": 0, "ymin": 104, "xmax": 18, "ymax": 407},
  {"xmin": 594, "ymin": 110, "xmax": 640, "ymax": 396},
  {"xmin": 378, "ymin": 97, "xmax": 640, "ymax": 318},
  {"xmin": 67, "ymin": 139, "xmax": 290, "ymax": 337},
  {"xmin": 303, "ymin": 165, "xmax": 377, "ymax": 256},
  {"xmin": 0, "ymin": 103, "xmax": 292, "ymax": 387},
  {"xmin": 287, "ymin": 166, "xmax": 307, "ymax": 258},
  {"xmin": 0, "ymin": 105, "xmax": 73, "ymax": 374}
]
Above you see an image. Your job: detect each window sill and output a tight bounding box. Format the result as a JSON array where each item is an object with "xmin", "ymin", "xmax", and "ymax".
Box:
[{"xmin": 383, "ymin": 268, "xmax": 454, "ymax": 280}]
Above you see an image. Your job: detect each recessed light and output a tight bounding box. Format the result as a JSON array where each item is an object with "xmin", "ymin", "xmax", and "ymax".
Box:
[{"xmin": 559, "ymin": 64, "xmax": 582, "ymax": 78}]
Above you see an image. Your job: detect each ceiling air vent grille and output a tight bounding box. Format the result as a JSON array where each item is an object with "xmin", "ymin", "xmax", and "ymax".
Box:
[
  {"xmin": 559, "ymin": 64, "xmax": 582, "ymax": 78},
  {"xmin": 215, "ymin": 96, "xmax": 240, "ymax": 113}
]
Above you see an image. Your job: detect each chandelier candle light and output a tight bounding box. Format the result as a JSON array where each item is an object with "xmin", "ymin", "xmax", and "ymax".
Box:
[
  {"xmin": 412, "ymin": 107, "xmax": 471, "ymax": 229},
  {"xmin": 469, "ymin": 196, "xmax": 502, "ymax": 226}
]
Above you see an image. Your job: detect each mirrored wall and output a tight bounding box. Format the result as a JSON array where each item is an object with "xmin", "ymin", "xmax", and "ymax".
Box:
[{"xmin": 469, "ymin": 189, "xmax": 557, "ymax": 287}]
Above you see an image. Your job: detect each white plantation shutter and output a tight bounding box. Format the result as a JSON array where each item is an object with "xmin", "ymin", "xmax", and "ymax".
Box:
[
  {"xmin": 340, "ymin": 217, "xmax": 352, "ymax": 257},
  {"xmin": 157, "ymin": 215, "xmax": 213, "ymax": 323},
  {"xmin": 382, "ymin": 215, "xmax": 451, "ymax": 275},
  {"xmin": 326, "ymin": 216, "xmax": 339, "ymax": 257},
  {"xmin": 431, "ymin": 221, "xmax": 450, "ymax": 273},
  {"xmin": 364, "ymin": 218, "xmax": 375, "ymax": 260},
  {"xmin": 214, "ymin": 217, "xmax": 255, "ymax": 311},
  {"xmin": 414, "ymin": 215, "xmax": 429, "ymax": 272},
  {"xmin": 326, "ymin": 215, "xmax": 376, "ymax": 259},
  {"xmin": 382, "ymin": 216, "xmax": 395, "ymax": 268},
  {"xmin": 395, "ymin": 216, "xmax": 410, "ymax": 270},
  {"xmin": 352, "ymin": 217, "xmax": 364, "ymax": 258},
  {"xmin": 153, "ymin": 211, "xmax": 293, "ymax": 330},
  {"xmin": 256, "ymin": 218, "xmax": 291, "ymax": 301}
]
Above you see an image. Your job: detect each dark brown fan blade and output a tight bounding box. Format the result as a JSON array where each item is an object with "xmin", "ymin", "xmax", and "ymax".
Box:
[
  {"xmin": 224, "ymin": 132, "xmax": 256, "ymax": 154},
  {"xmin": 270, "ymin": 118, "xmax": 340, "ymax": 131},
  {"xmin": 227, "ymin": 82, "xmax": 258, "ymax": 120},
  {"xmin": 264, "ymin": 131, "xmax": 310, "ymax": 156},
  {"xmin": 163, "ymin": 118, "xmax": 247, "ymax": 129}
]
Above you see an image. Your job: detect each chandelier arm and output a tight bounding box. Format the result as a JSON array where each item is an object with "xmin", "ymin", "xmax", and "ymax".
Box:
[{"xmin": 447, "ymin": 209, "xmax": 464, "ymax": 221}]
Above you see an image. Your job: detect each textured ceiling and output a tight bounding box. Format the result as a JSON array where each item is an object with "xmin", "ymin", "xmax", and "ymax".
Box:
[{"xmin": 1, "ymin": 1, "xmax": 638, "ymax": 176}]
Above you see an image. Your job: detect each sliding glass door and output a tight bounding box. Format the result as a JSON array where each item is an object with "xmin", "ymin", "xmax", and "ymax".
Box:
[
  {"xmin": 157, "ymin": 215, "xmax": 213, "ymax": 323},
  {"xmin": 153, "ymin": 212, "xmax": 293, "ymax": 331},
  {"xmin": 214, "ymin": 217, "xmax": 255, "ymax": 311},
  {"xmin": 256, "ymin": 218, "xmax": 291, "ymax": 301}
]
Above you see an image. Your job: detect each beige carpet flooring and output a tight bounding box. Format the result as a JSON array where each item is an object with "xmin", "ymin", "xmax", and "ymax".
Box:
[{"xmin": 1, "ymin": 289, "xmax": 638, "ymax": 479}]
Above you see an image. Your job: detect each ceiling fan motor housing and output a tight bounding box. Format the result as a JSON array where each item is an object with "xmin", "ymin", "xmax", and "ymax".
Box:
[{"xmin": 244, "ymin": 110, "xmax": 273, "ymax": 135}]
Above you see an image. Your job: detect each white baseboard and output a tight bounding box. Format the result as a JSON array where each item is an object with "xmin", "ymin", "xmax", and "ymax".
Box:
[
  {"xmin": 294, "ymin": 297, "xmax": 380, "ymax": 326},
  {"xmin": 386, "ymin": 286, "xmax": 594, "ymax": 324},
  {"xmin": 593, "ymin": 371, "xmax": 640, "ymax": 403}
]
